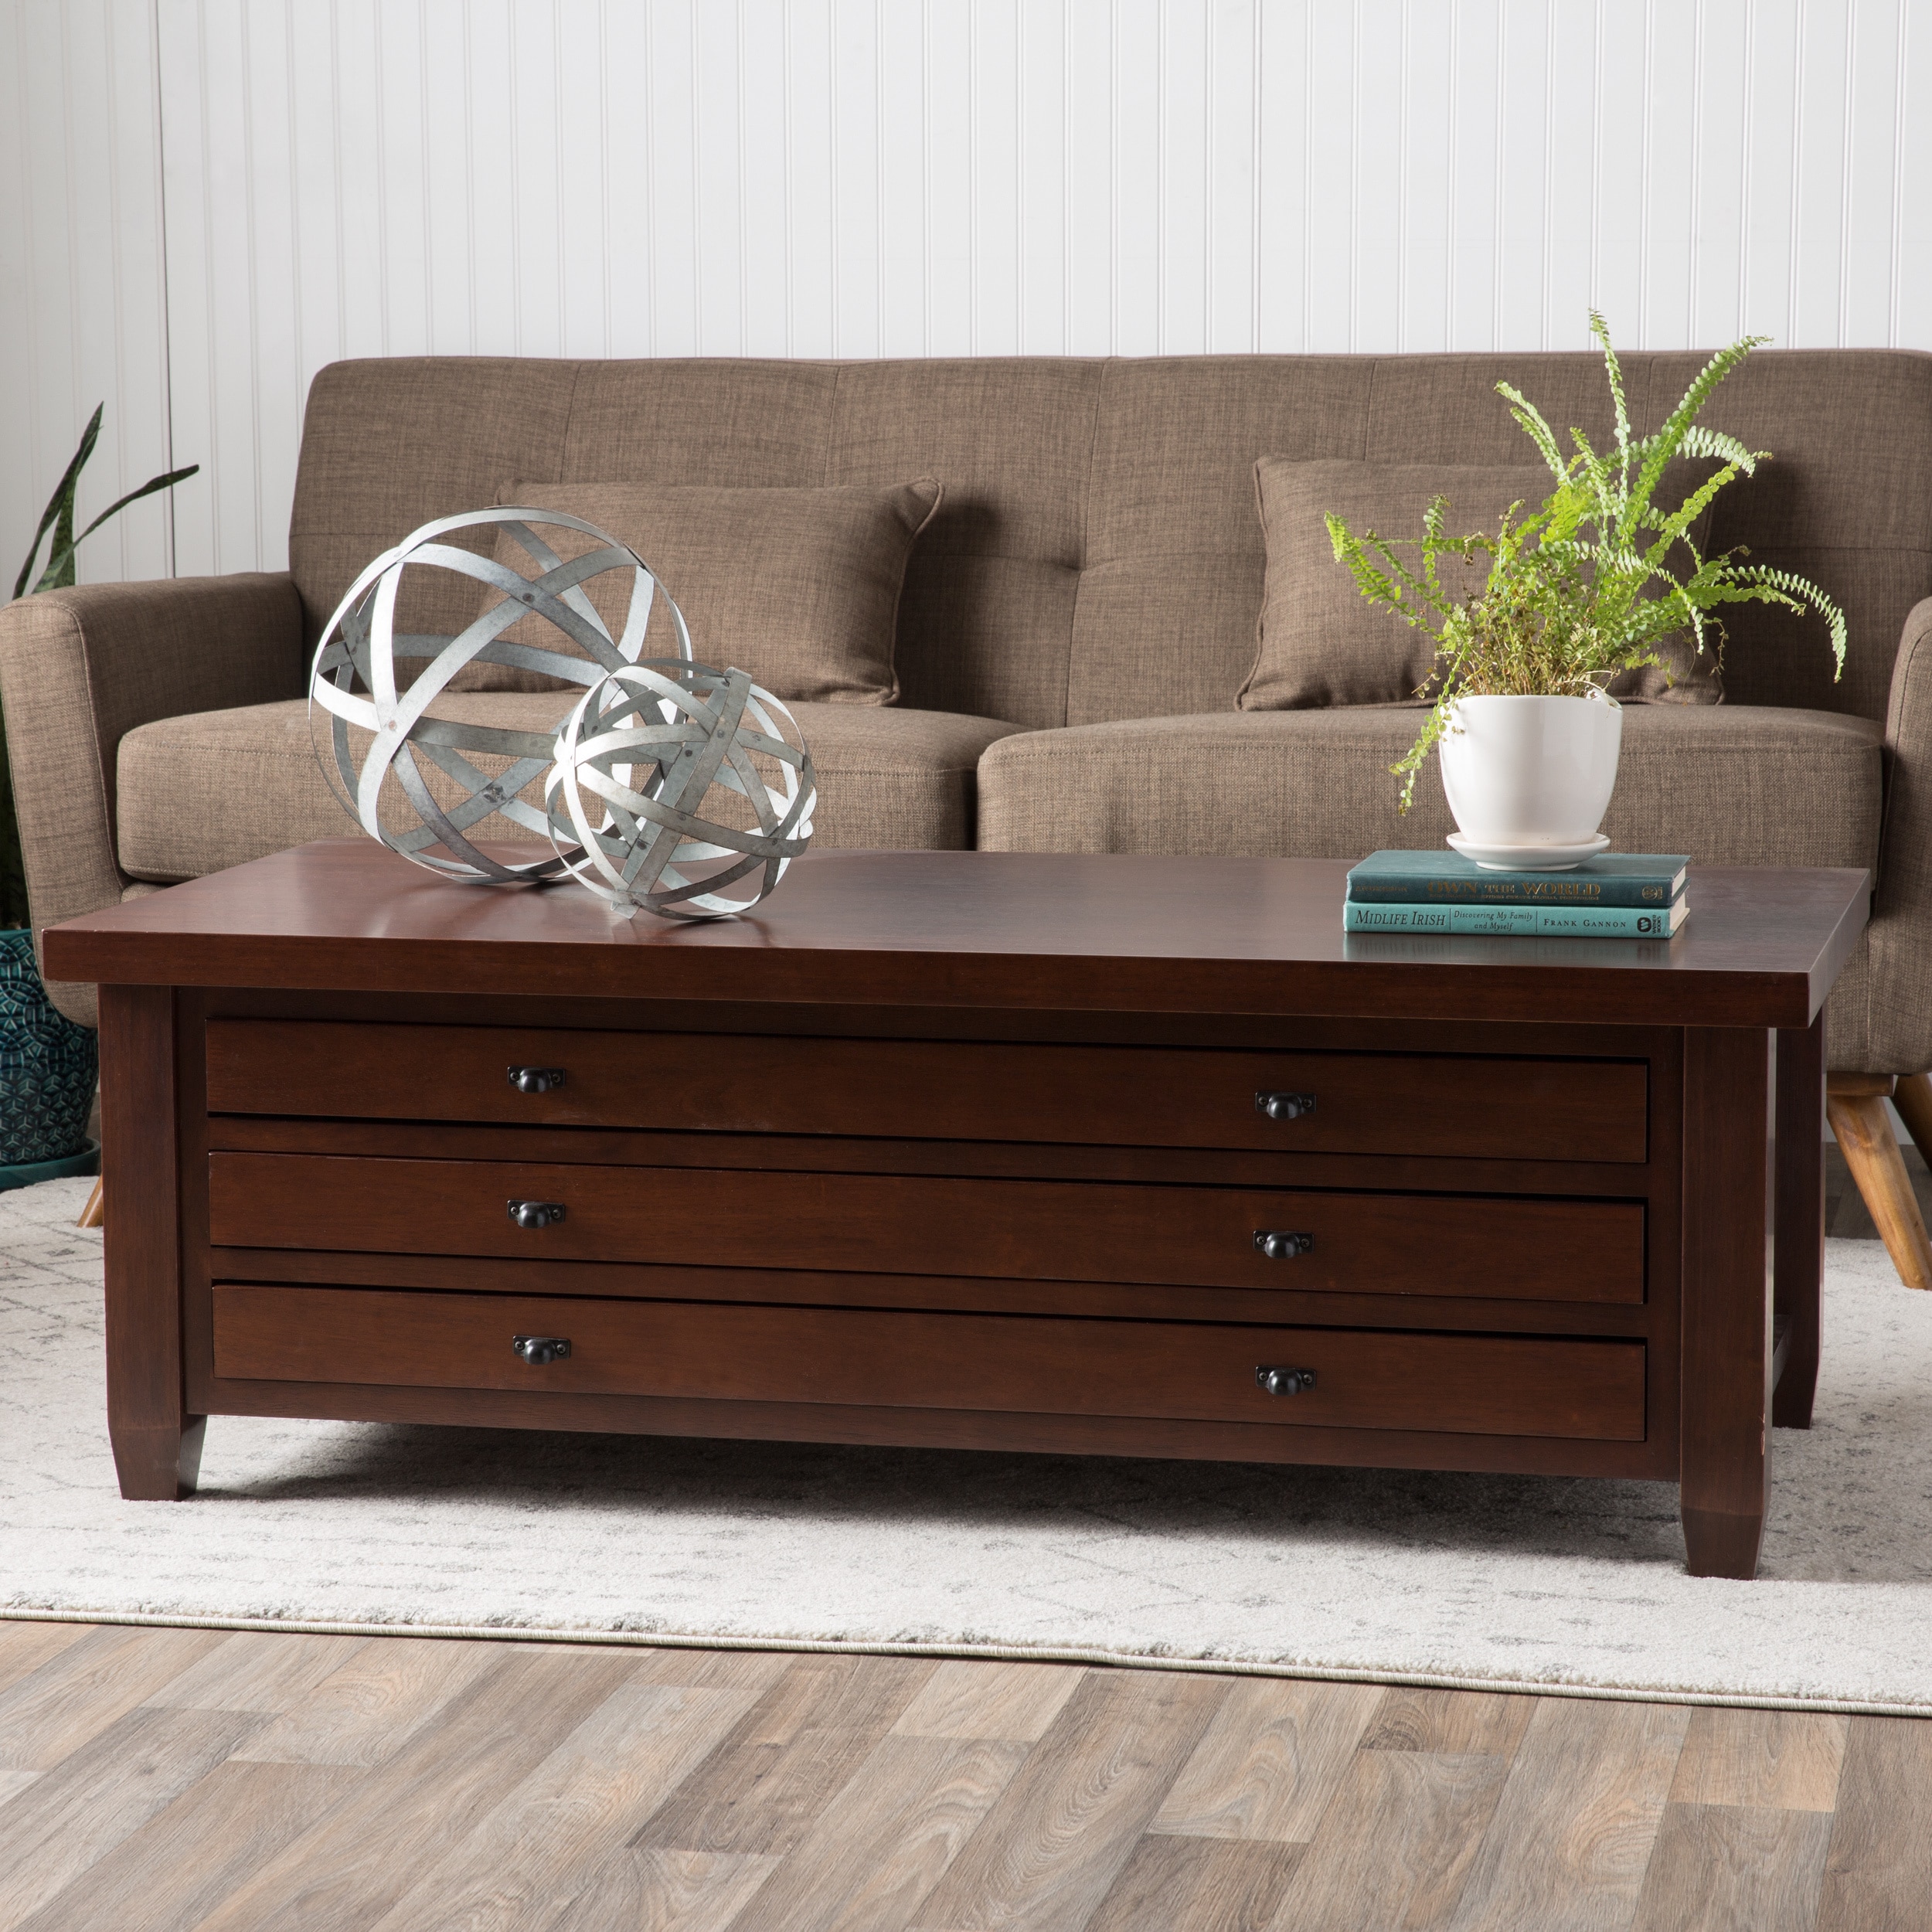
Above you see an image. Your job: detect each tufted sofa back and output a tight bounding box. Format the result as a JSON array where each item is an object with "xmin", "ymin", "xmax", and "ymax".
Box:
[{"xmin": 291, "ymin": 349, "xmax": 1932, "ymax": 730}]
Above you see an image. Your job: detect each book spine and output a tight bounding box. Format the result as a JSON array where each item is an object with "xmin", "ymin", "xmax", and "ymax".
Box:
[
  {"xmin": 1348, "ymin": 876, "xmax": 1680, "ymax": 907},
  {"xmin": 1343, "ymin": 903, "xmax": 1683, "ymax": 937}
]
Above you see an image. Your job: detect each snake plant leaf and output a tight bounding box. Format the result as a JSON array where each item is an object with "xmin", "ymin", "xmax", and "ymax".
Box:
[
  {"xmin": 12, "ymin": 403, "xmax": 200, "ymax": 600},
  {"xmin": 12, "ymin": 404, "xmax": 102, "ymax": 600},
  {"xmin": 26, "ymin": 463, "xmax": 202, "ymax": 597}
]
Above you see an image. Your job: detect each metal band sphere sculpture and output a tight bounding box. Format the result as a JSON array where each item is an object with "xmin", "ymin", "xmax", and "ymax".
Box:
[
  {"xmin": 546, "ymin": 659, "xmax": 817, "ymax": 920},
  {"xmin": 308, "ymin": 508, "xmax": 692, "ymax": 883}
]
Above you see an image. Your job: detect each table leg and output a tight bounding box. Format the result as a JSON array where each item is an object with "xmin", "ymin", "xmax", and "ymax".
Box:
[
  {"xmin": 1679, "ymin": 1026, "xmax": 1774, "ymax": 1580},
  {"xmin": 100, "ymin": 983, "xmax": 201, "ymax": 1500},
  {"xmin": 1773, "ymin": 1013, "xmax": 1825, "ymax": 1428}
]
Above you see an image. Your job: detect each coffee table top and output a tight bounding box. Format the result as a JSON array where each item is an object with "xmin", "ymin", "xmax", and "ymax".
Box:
[{"xmin": 45, "ymin": 838, "xmax": 1868, "ymax": 1029}]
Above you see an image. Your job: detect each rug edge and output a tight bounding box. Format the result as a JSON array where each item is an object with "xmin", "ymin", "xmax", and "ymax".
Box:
[{"xmin": 5, "ymin": 1604, "xmax": 1926, "ymax": 1720}]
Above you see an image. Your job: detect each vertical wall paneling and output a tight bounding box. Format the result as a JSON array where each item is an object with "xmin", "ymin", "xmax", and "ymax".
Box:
[
  {"xmin": 1399, "ymin": 2, "xmax": 1451, "ymax": 353},
  {"xmin": 1251, "ymin": 0, "xmax": 1307, "ymax": 352},
  {"xmin": 1446, "ymin": 0, "xmax": 1500, "ymax": 352},
  {"xmin": 1844, "ymin": 0, "xmax": 1907, "ymax": 344},
  {"xmin": 1, "ymin": 0, "xmax": 174, "ymax": 589},
  {"xmin": 1205, "ymin": 0, "xmax": 1253, "ymax": 355},
  {"xmin": 921, "ymin": 0, "xmax": 972, "ymax": 354},
  {"xmin": 832, "ymin": 0, "xmax": 883, "ymax": 357},
  {"xmin": 1541, "ymin": 2, "xmax": 1597, "ymax": 349},
  {"xmin": 1792, "ymin": 0, "xmax": 1853, "ymax": 349},
  {"xmin": 786, "ymin": 0, "xmax": 835, "ymax": 355},
  {"xmin": 1158, "ymin": 0, "xmax": 1207, "ymax": 354},
  {"xmin": 6, "ymin": 0, "xmax": 1930, "ymax": 582},
  {"xmin": 740, "ymin": 0, "xmax": 791, "ymax": 355},
  {"xmin": 1493, "ymin": 0, "xmax": 1548, "ymax": 351},
  {"xmin": 558, "ymin": 0, "xmax": 614, "ymax": 358},
  {"xmin": 1301, "ymin": 0, "xmax": 1352, "ymax": 350},
  {"xmin": 1641, "ymin": 0, "xmax": 1699, "ymax": 348},
  {"xmin": 1017, "ymin": 0, "xmax": 1066, "ymax": 355},
  {"xmin": 696, "ymin": 2, "xmax": 733, "ymax": 353},
  {"xmin": 1897, "ymin": 2, "xmax": 1932, "ymax": 345},
  {"xmin": 1110, "ymin": 0, "xmax": 1159, "ymax": 354},
  {"xmin": 1690, "ymin": 0, "xmax": 1749, "ymax": 348},
  {"xmin": 1351, "ymin": 0, "xmax": 1403, "ymax": 354},
  {"xmin": 1064, "ymin": 0, "xmax": 1111, "ymax": 353}
]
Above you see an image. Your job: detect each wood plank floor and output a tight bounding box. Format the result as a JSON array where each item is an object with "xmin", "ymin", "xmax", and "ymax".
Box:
[{"xmin": 2, "ymin": 1624, "xmax": 1927, "ymax": 1930}]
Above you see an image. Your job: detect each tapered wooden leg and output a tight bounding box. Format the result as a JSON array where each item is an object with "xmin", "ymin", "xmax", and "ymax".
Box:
[
  {"xmin": 1680, "ymin": 1027, "xmax": 1774, "ymax": 1580},
  {"xmin": 76, "ymin": 1176, "xmax": 104, "ymax": 1230},
  {"xmin": 1774, "ymin": 1015, "xmax": 1825, "ymax": 1428},
  {"xmin": 1827, "ymin": 1073, "xmax": 1932, "ymax": 1291},
  {"xmin": 99, "ymin": 983, "xmax": 201, "ymax": 1498}
]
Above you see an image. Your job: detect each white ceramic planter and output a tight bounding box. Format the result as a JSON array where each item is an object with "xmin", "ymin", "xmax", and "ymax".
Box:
[{"xmin": 1437, "ymin": 692, "xmax": 1623, "ymax": 845}]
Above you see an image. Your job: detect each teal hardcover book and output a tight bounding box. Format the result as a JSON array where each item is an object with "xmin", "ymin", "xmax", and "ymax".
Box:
[
  {"xmin": 1346, "ymin": 850, "xmax": 1689, "ymax": 907},
  {"xmin": 1342, "ymin": 899, "xmax": 1688, "ymax": 937}
]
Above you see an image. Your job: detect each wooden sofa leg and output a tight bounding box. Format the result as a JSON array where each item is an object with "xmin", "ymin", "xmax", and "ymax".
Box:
[
  {"xmin": 77, "ymin": 1177, "xmax": 104, "ymax": 1230},
  {"xmin": 1827, "ymin": 1074, "xmax": 1932, "ymax": 1290}
]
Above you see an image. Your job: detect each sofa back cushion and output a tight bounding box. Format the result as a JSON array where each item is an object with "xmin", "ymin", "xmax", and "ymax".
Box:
[
  {"xmin": 1243, "ymin": 460, "xmax": 1550, "ymax": 709},
  {"xmin": 451, "ymin": 478, "xmax": 940, "ymax": 704},
  {"xmin": 289, "ymin": 349, "xmax": 1932, "ymax": 730}
]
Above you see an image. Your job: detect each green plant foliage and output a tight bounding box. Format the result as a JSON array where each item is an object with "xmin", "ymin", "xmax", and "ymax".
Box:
[
  {"xmin": 1325, "ymin": 315, "xmax": 1848, "ymax": 810},
  {"xmin": 1, "ymin": 406, "xmax": 199, "ymax": 929},
  {"xmin": 12, "ymin": 405, "xmax": 199, "ymax": 600}
]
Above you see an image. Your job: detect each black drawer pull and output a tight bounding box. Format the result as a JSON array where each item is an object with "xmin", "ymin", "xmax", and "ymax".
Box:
[
  {"xmin": 513, "ymin": 1335, "xmax": 572, "ymax": 1366},
  {"xmin": 1254, "ymin": 1230, "xmax": 1314, "ymax": 1260},
  {"xmin": 509, "ymin": 1066, "xmax": 567, "ymax": 1095},
  {"xmin": 508, "ymin": 1199, "xmax": 567, "ymax": 1230},
  {"xmin": 1257, "ymin": 1365, "xmax": 1317, "ymax": 1396},
  {"xmin": 1256, "ymin": 1090, "xmax": 1316, "ymax": 1121}
]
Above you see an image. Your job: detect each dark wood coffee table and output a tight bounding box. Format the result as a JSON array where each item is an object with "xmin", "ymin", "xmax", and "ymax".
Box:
[{"xmin": 45, "ymin": 839, "xmax": 1869, "ymax": 1580}]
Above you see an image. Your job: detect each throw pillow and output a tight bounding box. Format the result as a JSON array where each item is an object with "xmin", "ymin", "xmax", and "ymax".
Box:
[
  {"xmin": 447, "ymin": 477, "xmax": 944, "ymax": 705},
  {"xmin": 1240, "ymin": 457, "xmax": 1723, "ymax": 711}
]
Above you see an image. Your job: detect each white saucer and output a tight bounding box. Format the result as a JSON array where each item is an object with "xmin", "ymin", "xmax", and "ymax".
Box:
[{"xmin": 1446, "ymin": 831, "xmax": 1611, "ymax": 872}]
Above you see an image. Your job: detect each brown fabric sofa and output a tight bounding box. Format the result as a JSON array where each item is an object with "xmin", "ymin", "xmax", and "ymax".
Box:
[{"xmin": 4, "ymin": 351, "xmax": 1926, "ymax": 1096}]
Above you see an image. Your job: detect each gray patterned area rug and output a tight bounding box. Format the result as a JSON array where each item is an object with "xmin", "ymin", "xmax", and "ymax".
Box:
[{"xmin": 5, "ymin": 1175, "xmax": 1932, "ymax": 1714}]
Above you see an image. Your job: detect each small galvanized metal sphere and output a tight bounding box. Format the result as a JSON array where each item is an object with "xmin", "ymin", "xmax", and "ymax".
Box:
[
  {"xmin": 544, "ymin": 659, "xmax": 816, "ymax": 920},
  {"xmin": 308, "ymin": 507, "xmax": 692, "ymax": 883}
]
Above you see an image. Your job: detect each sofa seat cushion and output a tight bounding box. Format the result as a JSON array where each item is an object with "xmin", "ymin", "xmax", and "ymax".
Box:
[
  {"xmin": 978, "ymin": 703, "xmax": 1882, "ymax": 869},
  {"xmin": 118, "ymin": 695, "xmax": 1026, "ymax": 882}
]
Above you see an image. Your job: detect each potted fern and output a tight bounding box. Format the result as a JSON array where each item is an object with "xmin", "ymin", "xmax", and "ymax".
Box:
[
  {"xmin": 2, "ymin": 406, "xmax": 196, "ymax": 1185},
  {"xmin": 1327, "ymin": 316, "xmax": 1846, "ymax": 866}
]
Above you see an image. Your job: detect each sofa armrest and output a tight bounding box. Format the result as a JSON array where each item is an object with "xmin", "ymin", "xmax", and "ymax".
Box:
[
  {"xmin": 1869, "ymin": 596, "xmax": 1932, "ymax": 1073},
  {"xmin": 0, "ymin": 572, "xmax": 304, "ymax": 1026}
]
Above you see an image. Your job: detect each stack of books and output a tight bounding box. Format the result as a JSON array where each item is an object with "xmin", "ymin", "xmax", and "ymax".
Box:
[{"xmin": 1343, "ymin": 850, "xmax": 1689, "ymax": 937}]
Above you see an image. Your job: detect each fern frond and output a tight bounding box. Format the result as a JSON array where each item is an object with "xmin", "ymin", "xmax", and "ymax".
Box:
[
  {"xmin": 1678, "ymin": 425, "xmax": 1764, "ymax": 477},
  {"xmin": 1326, "ymin": 515, "xmax": 1458, "ymax": 628},
  {"xmin": 1639, "ymin": 462, "xmax": 1743, "ymax": 566},
  {"xmin": 1728, "ymin": 563, "xmax": 1849, "ymax": 675},
  {"xmin": 1495, "ymin": 382, "xmax": 1571, "ymax": 485},
  {"xmin": 1420, "ymin": 493, "xmax": 1450, "ymax": 594},
  {"xmin": 1632, "ymin": 334, "xmax": 1770, "ymax": 522},
  {"xmin": 1590, "ymin": 311, "xmax": 1632, "ymax": 471}
]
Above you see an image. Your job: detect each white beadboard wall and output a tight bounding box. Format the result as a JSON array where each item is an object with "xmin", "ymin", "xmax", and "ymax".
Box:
[
  {"xmin": 1, "ymin": 1, "xmax": 175, "ymax": 589},
  {"xmin": 3, "ymin": 0, "xmax": 1929, "ymax": 585}
]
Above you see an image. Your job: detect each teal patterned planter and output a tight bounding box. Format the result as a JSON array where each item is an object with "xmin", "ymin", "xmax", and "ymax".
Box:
[
  {"xmin": 0, "ymin": 928, "xmax": 97, "ymax": 1172},
  {"xmin": 0, "ymin": 1138, "xmax": 98, "ymax": 1192}
]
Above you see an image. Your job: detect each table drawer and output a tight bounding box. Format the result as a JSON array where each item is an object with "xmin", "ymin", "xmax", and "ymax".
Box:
[
  {"xmin": 212, "ymin": 1285, "xmax": 1647, "ymax": 1442},
  {"xmin": 205, "ymin": 1020, "xmax": 1648, "ymax": 1163},
  {"xmin": 208, "ymin": 1153, "xmax": 1646, "ymax": 1304}
]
